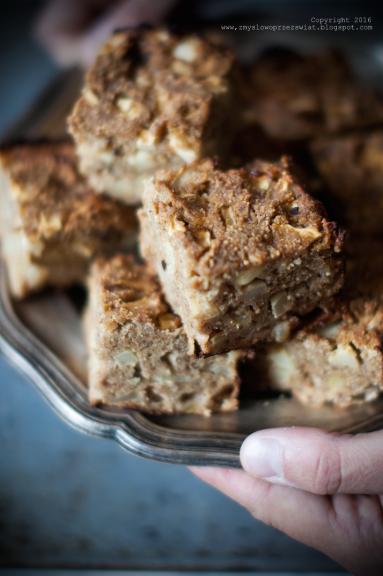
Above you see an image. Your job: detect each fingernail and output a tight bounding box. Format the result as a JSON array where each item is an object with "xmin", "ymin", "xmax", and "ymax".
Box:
[{"xmin": 240, "ymin": 436, "xmax": 284, "ymax": 481}]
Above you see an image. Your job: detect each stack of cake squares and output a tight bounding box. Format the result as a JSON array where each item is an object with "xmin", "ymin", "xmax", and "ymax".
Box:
[{"xmin": 2, "ymin": 28, "xmax": 383, "ymax": 414}]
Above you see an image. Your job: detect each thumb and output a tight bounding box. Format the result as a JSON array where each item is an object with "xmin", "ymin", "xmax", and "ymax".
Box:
[{"xmin": 240, "ymin": 427, "xmax": 383, "ymax": 495}]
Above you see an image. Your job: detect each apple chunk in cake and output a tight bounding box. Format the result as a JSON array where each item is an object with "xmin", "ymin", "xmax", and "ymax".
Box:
[
  {"xmin": 140, "ymin": 158, "xmax": 344, "ymax": 355},
  {"xmin": 259, "ymin": 242, "xmax": 383, "ymax": 407},
  {"xmin": 0, "ymin": 141, "xmax": 137, "ymax": 298},
  {"xmin": 86, "ymin": 254, "xmax": 243, "ymax": 415}
]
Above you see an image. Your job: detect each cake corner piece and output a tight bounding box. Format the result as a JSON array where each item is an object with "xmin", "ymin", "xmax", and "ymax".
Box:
[{"xmin": 0, "ymin": 141, "xmax": 137, "ymax": 298}]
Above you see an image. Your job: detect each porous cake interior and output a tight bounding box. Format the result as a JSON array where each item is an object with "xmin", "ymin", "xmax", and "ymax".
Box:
[
  {"xmin": 86, "ymin": 256, "xmax": 241, "ymax": 415},
  {"xmin": 265, "ymin": 324, "xmax": 383, "ymax": 407},
  {"xmin": 0, "ymin": 164, "xmax": 51, "ymax": 297}
]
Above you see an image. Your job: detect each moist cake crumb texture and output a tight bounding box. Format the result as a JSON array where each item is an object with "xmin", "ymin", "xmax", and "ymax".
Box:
[
  {"xmin": 259, "ymin": 241, "xmax": 383, "ymax": 407},
  {"xmin": 86, "ymin": 254, "xmax": 243, "ymax": 415}
]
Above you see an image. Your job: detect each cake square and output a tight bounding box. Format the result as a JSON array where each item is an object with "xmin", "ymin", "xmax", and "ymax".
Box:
[
  {"xmin": 68, "ymin": 28, "xmax": 237, "ymax": 205},
  {"xmin": 86, "ymin": 254, "xmax": 243, "ymax": 415},
  {"xmin": 0, "ymin": 141, "xmax": 137, "ymax": 298},
  {"xmin": 310, "ymin": 130, "xmax": 383, "ymax": 236},
  {"xmin": 139, "ymin": 157, "xmax": 344, "ymax": 355},
  {"xmin": 243, "ymin": 49, "xmax": 383, "ymax": 141},
  {"xmin": 259, "ymin": 241, "xmax": 383, "ymax": 407}
]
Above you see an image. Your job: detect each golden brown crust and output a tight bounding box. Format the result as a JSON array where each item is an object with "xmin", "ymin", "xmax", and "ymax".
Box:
[
  {"xmin": 152, "ymin": 157, "xmax": 343, "ymax": 276},
  {"xmin": 0, "ymin": 141, "xmax": 137, "ymax": 245},
  {"xmin": 69, "ymin": 28, "xmax": 235, "ymax": 150},
  {"xmin": 296, "ymin": 299, "xmax": 383, "ymax": 354},
  {"xmin": 91, "ymin": 254, "xmax": 180, "ymax": 330}
]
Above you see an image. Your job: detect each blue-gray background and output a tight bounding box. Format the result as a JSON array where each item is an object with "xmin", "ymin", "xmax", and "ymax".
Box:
[{"xmin": 1, "ymin": 0, "xmax": 380, "ymax": 571}]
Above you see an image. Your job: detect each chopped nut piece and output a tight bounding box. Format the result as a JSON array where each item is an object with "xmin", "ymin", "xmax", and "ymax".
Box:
[
  {"xmin": 256, "ymin": 176, "xmax": 270, "ymax": 191},
  {"xmin": 195, "ymin": 229, "xmax": 211, "ymax": 247},
  {"xmin": 270, "ymin": 291, "xmax": 293, "ymax": 319},
  {"xmin": 83, "ymin": 88, "xmax": 99, "ymax": 106},
  {"xmin": 116, "ymin": 97, "xmax": 134, "ymax": 114},
  {"xmin": 272, "ymin": 320, "xmax": 292, "ymax": 343},
  {"xmin": 293, "ymin": 226, "xmax": 322, "ymax": 242},
  {"xmin": 243, "ymin": 280, "xmax": 268, "ymax": 302},
  {"xmin": 328, "ymin": 345, "xmax": 359, "ymax": 370},
  {"xmin": 281, "ymin": 224, "xmax": 322, "ymax": 244},
  {"xmin": 114, "ymin": 350, "xmax": 138, "ymax": 367},
  {"xmin": 237, "ymin": 267, "xmax": 262, "ymax": 287},
  {"xmin": 173, "ymin": 39, "xmax": 199, "ymax": 62},
  {"xmin": 221, "ymin": 206, "xmax": 235, "ymax": 227},
  {"xmin": 318, "ymin": 321, "xmax": 343, "ymax": 339},
  {"xmin": 268, "ymin": 347, "xmax": 298, "ymax": 387}
]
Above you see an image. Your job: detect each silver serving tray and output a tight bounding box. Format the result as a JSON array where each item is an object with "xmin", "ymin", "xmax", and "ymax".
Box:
[
  {"xmin": 1, "ymin": 50, "xmax": 383, "ymax": 467},
  {"xmin": 2, "ymin": 261, "xmax": 383, "ymax": 468}
]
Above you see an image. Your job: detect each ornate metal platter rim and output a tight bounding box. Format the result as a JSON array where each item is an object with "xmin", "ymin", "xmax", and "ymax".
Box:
[{"xmin": 0, "ymin": 261, "xmax": 244, "ymax": 466}]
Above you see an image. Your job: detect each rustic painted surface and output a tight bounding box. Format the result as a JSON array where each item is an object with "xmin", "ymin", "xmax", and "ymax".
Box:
[{"xmin": 0, "ymin": 356, "xmax": 342, "ymax": 571}]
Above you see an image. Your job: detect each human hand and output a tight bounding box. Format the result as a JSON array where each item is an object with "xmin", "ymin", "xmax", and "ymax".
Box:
[
  {"xmin": 35, "ymin": 0, "xmax": 176, "ymax": 67},
  {"xmin": 191, "ymin": 427, "xmax": 383, "ymax": 575}
]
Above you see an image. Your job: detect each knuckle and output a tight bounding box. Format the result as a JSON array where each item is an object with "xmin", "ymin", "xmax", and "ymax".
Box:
[{"xmin": 312, "ymin": 443, "xmax": 343, "ymax": 495}]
